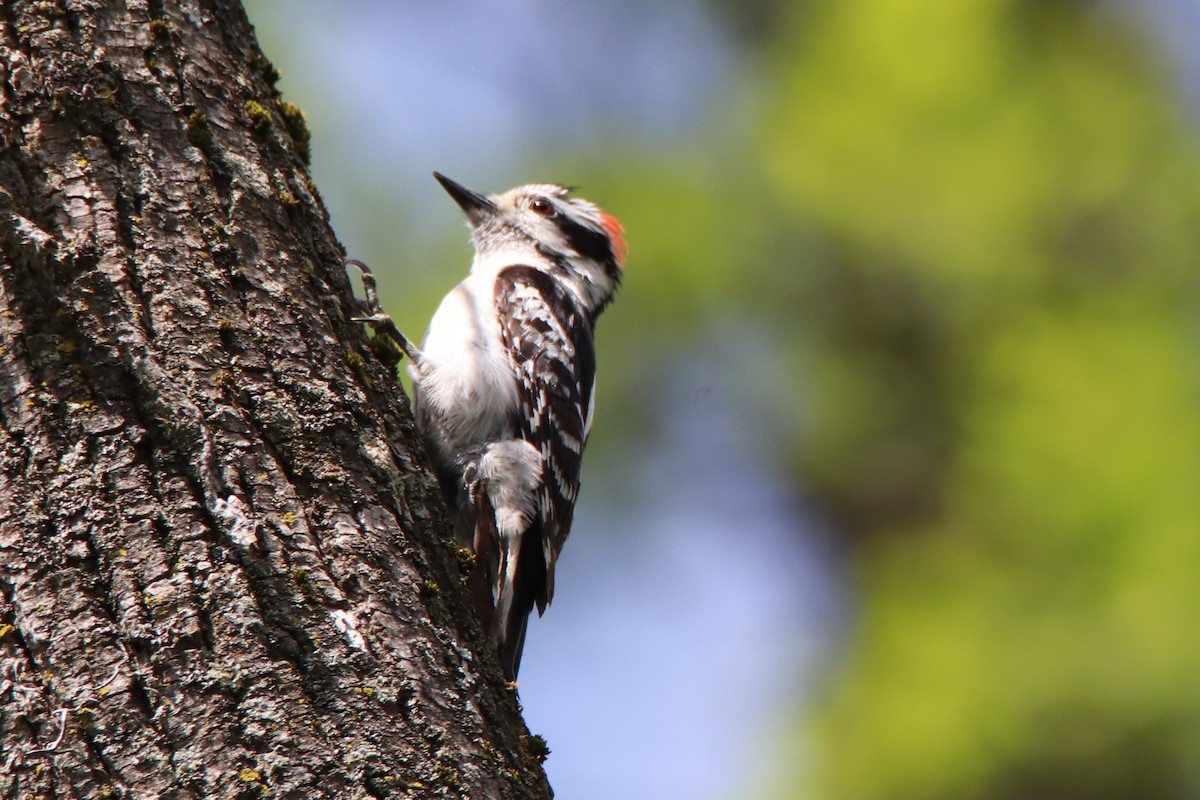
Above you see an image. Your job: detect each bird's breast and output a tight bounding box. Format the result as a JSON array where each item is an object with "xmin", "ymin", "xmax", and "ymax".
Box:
[{"xmin": 416, "ymin": 276, "xmax": 518, "ymax": 451}]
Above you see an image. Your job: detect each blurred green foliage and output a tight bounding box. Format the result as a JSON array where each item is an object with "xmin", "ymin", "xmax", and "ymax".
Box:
[
  {"xmin": 521, "ymin": 5, "xmax": 1200, "ymax": 794},
  {"xmin": 751, "ymin": 0, "xmax": 1200, "ymax": 797}
]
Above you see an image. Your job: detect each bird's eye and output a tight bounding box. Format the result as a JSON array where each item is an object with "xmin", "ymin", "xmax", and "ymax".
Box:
[{"xmin": 529, "ymin": 197, "xmax": 557, "ymax": 217}]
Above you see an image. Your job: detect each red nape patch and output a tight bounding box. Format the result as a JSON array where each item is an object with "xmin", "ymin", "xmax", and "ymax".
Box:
[{"xmin": 600, "ymin": 212, "xmax": 628, "ymax": 266}]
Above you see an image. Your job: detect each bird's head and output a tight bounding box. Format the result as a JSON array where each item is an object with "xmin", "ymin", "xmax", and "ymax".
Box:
[{"xmin": 435, "ymin": 172, "xmax": 627, "ymax": 316}]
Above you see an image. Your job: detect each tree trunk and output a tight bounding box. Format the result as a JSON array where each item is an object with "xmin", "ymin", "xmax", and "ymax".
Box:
[{"xmin": 0, "ymin": 2, "xmax": 550, "ymax": 798}]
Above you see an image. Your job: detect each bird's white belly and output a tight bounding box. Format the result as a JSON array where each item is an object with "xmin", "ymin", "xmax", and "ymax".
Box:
[{"xmin": 415, "ymin": 277, "xmax": 517, "ymax": 452}]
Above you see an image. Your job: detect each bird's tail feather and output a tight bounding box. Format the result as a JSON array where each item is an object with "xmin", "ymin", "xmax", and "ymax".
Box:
[
  {"xmin": 494, "ymin": 522, "xmax": 546, "ymax": 681},
  {"xmin": 498, "ymin": 603, "xmax": 530, "ymax": 682},
  {"xmin": 470, "ymin": 491, "xmax": 500, "ymax": 637},
  {"xmin": 471, "ymin": 490, "xmax": 546, "ymax": 682}
]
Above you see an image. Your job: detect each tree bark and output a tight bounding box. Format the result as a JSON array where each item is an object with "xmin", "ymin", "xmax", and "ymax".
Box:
[{"xmin": 0, "ymin": 2, "xmax": 550, "ymax": 798}]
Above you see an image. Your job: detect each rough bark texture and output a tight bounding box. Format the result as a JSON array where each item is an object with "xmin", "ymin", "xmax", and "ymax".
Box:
[{"xmin": 0, "ymin": 2, "xmax": 551, "ymax": 798}]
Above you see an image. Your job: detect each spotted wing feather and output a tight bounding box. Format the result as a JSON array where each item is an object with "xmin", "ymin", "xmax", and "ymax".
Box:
[{"xmin": 494, "ymin": 265, "xmax": 596, "ymax": 617}]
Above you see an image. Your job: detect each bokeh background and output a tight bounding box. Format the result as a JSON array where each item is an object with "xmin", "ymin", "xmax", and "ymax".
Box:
[{"xmin": 242, "ymin": 1, "xmax": 1200, "ymax": 797}]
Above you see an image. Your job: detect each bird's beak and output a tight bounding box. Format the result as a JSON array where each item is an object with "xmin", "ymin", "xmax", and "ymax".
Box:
[{"xmin": 433, "ymin": 172, "xmax": 497, "ymax": 227}]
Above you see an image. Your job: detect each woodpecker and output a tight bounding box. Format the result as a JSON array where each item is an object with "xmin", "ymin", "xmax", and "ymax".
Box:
[{"xmin": 350, "ymin": 172, "xmax": 627, "ymax": 681}]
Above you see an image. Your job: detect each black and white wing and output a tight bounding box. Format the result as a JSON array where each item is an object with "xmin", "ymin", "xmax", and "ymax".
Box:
[{"xmin": 490, "ymin": 265, "xmax": 596, "ymax": 674}]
